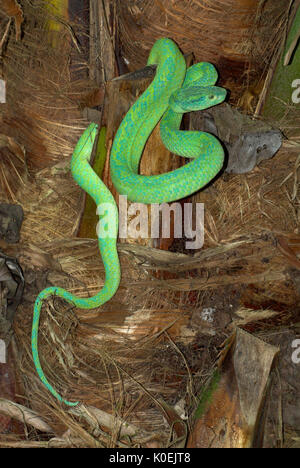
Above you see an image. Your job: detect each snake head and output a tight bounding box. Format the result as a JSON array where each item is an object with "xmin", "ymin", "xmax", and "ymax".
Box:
[{"xmin": 169, "ymin": 85, "xmax": 227, "ymax": 113}]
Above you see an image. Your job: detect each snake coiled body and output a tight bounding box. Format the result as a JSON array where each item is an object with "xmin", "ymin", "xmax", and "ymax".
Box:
[
  {"xmin": 32, "ymin": 38, "xmax": 226, "ymax": 406},
  {"xmin": 110, "ymin": 38, "xmax": 226, "ymax": 202}
]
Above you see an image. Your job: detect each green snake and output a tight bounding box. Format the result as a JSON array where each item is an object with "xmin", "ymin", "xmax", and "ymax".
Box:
[{"xmin": 32, "ymin": 38, "xmax": 226, "ymax": 406}]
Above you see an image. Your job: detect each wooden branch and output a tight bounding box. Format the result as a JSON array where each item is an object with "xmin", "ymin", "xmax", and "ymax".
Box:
[
  {"xmin": 89, "ymin": 0, "xmax": 116, "ymax": 84},
  {"xmin": 0, "ymin": 398, "xmax": 54, "ymax": 433}
]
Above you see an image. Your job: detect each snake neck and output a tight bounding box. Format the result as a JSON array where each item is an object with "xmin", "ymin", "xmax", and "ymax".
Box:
[{"xmin": 110, "ymin": 38, "xmax": 186, "ymax": 188}]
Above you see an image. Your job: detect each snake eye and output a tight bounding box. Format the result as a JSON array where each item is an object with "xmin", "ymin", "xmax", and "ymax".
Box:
[{"xmin": 209, "ymin": 95, "xmax": 215, "ymax": 100}]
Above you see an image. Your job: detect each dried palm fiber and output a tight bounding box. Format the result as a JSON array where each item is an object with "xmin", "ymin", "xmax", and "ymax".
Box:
[
  {"xmin": 6, "ymin": 224, "xmax": 299, "ymax": 446},
  {"xmin": 0, "ymin": 0, "xmax": 298, "ymax": 449},
  {"xmin": 116, "ymin": 0, "xmax": 288, "ymax": 103},
  {"xmin": 10, "ymin": 238, "xmax": 210, "ymax": 446},
  {"xmin": 187, "ymin": 139, "xmax": 300, "ymax": 324},
  {"xmin": 10, "ymin": 132, "xmax": 300, "ymax": 377},
  {"xmin": 0, "ymin": 0, "xmax": 97, "ymax": 196},
  {"xmin": 194, "ymin": 141, "xmax": 299, "ymax": 249},
  {"xmin": 3, "ymin": 142, "xmax": 299, "ymax": 445},
  {"xmin": 0, "ymin": 1, "xmax": 100, "ymax": 240}
]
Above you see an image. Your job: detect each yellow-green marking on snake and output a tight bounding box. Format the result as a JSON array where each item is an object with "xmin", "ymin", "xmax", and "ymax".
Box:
[{"xmin": 32, "ymin": 38, "xmax": 226, "ymax": 405}]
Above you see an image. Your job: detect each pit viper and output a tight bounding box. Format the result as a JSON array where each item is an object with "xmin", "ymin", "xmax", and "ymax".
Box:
[{"xmin": 32, "ymin": 38, "xmax": 226, "ymax": 406}]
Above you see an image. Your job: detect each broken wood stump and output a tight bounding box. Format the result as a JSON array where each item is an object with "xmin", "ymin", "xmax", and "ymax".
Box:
[{"xmin": 187, "ymin": 328, "xmax": 279, "ymax": 448}]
